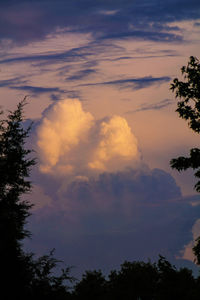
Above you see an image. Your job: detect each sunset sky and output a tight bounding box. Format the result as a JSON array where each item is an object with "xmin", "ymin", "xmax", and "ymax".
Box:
[{"xmin": 1, "ymin": 0, "xmax": 200, "ymax": 276}]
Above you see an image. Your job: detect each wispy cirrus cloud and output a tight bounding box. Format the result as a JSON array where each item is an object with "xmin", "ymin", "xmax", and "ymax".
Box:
[
  {"xmin": 98, "ymin": 30, "xmax": 183, "ymax": 43},
  {"xmin": 0, "ymin": 47, "xmax": 93, "ymax": 65},
  {"xmin": 128, "ymin": 99, "xmax": 173, "ymax": 113},
  {"xmin": 8, "ymin": 85, "xmax": 81, "ymax": 100},
  {"xmin": 10, "ymin": 85, "xmax": 65, "ymax": 95},
  {"xmin": 81, "ymin": 76, "xmax": 171, "ymax": 90},
  {"xmin": 66, "ymin": 68, "xmax": 97, "ymax": 81},
  {"xmin": 0, "ymin": 41, "xmax": 123, "ymax": 69},
  {"xmin": 0, "ymin": 76, "xmax": 27, "ymax": 87}
]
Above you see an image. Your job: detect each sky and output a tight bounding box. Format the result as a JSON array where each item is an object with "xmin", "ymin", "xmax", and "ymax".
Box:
[{"xmin": 1, "ymin": 0, "xmax": 200, "ymax": 277}]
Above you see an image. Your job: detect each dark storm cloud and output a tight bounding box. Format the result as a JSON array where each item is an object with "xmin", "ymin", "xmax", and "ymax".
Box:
[
  {"xmin": 82, "ymin": 76, "xmax": 171, "ymax": 90},
  {"xmin": 0, "ymin": 0, "xmax": 199, "ymax": 45},
  {"xmin": 65, "ymin": 168, "xmax": 182, "ymax": 207},
  {"xmin": 24, "ymin": 167, "xmax": 200, "ymax": 276},
  {"xmin": 129, "ymin": 99, "xmax": 173, "ymax": 113}
]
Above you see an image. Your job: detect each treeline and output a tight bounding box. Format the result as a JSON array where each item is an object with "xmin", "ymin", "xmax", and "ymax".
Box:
[
  {"xmin": 71, "ymin": 257, "xmax": 200, "ymax": 300},
  {"xmin": 6, "ymin": 255, "xmax": 200, "ymax": 299},
  {"xmin": 1, "ymin": 96, "xmax": 200, "ymax": 299}
]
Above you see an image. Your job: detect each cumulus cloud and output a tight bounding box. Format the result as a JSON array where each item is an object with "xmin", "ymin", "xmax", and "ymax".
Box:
[
  {"xmin": 26, "ymin": 167, "xmax": 200, "ymax": 276},
  {"xmin": 37, "ymin": 99, "xmax": 140, "ymax": 176},
  {"xmin": 28, "ymin": 98, "xmax": 200, "ymax": 275},
  {"xmin": 88, "ymin": 115, "xmax": 139, "ymax": 171},
  {"xmin": 57, "ymin": 168, "xmax": 182, "ymax": 215},
  {"xmin": 37, "ymin": 99, "xmax": 94, "ymax": 174}
]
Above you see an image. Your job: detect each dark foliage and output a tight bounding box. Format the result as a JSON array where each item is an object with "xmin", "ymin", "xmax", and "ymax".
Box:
[
  {"xmin": 170, "ymin": 56, "xmax": 200, "ymax": 267},
  {"xmin": 73, "ymin": 270, "xmax": 107, "ymax": 300},
  {"xmin": 0, "ymin": 99, "xmax": 34, "ymax": 296},
  {"xmin": 193, "ymin": 237, "xmax": 200, "ymax": 265},
  {"xmin": 170, "ymin": 56, "xmax": 200, "ymax": 192},
  {"xmin": 107, "ymin": 260, "xmax": 158, "ymax": 300},
  {"xmin": 72, "ymin": 257, "xmax": 200, "ymax": 300},
  {"xmin": 156, "ymin": 256, "xmax": 196, "ymax": 299},
  {"xmin": 0, "ymin": 99, "xmax": 73, "ymax": 298}
]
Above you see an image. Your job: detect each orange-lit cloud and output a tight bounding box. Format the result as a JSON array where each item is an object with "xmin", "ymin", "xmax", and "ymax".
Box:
[
  {"xmin": 89, "ymin": 115, "xmax": 139, "ymax": 171},
  {"xmin": 37, "ymin": 99, "xmax": 94, "ymax": 174},
  {"xmin": 37, "ymin": 99, "xmax": 140, "ymax": 176}
]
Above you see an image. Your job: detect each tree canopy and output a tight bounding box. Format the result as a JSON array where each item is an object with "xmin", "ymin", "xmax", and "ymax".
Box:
[
  {"xmin": 72, "ymin": 258, "xmax": 200, "ymax": 300},
  {"xmin": 170, "ymin": 56, "xmax": 200, "ymax": 192},
  {"xmin": 170, "ymin": 56, "xmax": 200, "ymax": 266}
]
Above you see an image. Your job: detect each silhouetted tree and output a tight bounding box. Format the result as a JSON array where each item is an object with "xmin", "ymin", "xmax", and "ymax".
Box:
[
  {"xmin": 107, "ymin": 260, "xmax": 158, "ymax": 300},
  {"xmin": 193, "ymin": 236, "xmax": 200, "ymax": 265},
  {"xmin": 0, "ymin": 99, "xmax": 73, "ymax": 298},
  {"xmin": 73, "ymin": 270, "xmax": 107, "ymax": 300},
  {"xmin": 0, "ymin": 99, "xmax": 35, "ymax": 296},
  {"xmin": 170, "ymin": 56, "xmax": 200, "ymax": 192},
  {"xmin": 170, "ymin": 56, "xmax": 200, "ymax": 265},
  {"xmin": 27, "ymin": 250, "xmax": 74, "ymax": 299},
  {"xmin": 72, "ymin": 257, "xmax": 199, "ymax": 300},
  {"xmin": 156, "ymin": 255, "xmax": 196, "ymax": 299}
]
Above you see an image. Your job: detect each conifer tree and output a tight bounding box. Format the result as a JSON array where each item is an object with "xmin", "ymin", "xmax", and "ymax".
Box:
[
  {"xmin": 0, "ymin": 98, "xmax": 35, "ymax": 294},
  {"xmin": 0, "ymin": 99, "xmax": 73, "ymax": 298}
]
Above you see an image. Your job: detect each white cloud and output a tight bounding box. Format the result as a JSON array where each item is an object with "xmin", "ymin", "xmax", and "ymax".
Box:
[
  {"xmin": 89, "ymin": 115, "xmax": 139, "ymax": 171},
  {"xmin": 37, "ymin": 99, "xmax": 94, "ymax": 174},
  {"xmin": 37, "ymin": 99, "xmax": 140, "ymax": 176}
]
